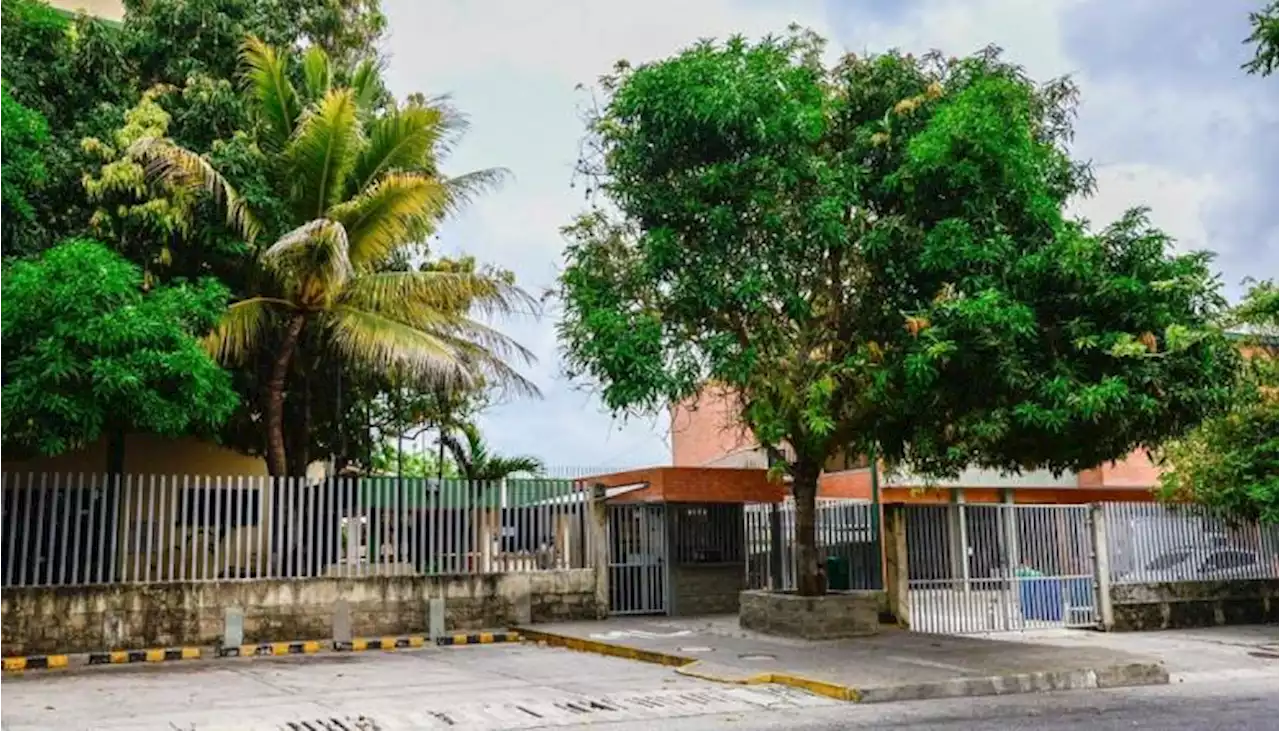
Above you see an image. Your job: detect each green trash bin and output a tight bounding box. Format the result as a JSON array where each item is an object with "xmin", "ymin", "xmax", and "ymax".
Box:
[{"xmin": 826, "ymin": 555, "xmax": 851, "ymax": 591}]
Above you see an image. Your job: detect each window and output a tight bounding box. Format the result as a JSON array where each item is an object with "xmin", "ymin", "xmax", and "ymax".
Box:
[{"xmin": 672, "ymin": 504, "xmax": 743, "ymax": 564}]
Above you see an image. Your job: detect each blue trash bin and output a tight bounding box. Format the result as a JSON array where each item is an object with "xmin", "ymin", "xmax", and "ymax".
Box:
[{"xmin": 1019, "ymin": 577, "xmax": 1064, "ymax": 621}]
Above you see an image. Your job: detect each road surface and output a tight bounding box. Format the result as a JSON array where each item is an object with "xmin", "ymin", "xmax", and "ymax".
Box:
[{"xmin": 1, "ymin": 638, "xmax": 1274, "ymax": 730}]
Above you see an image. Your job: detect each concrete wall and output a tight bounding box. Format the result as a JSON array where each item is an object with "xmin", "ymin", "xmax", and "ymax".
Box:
[
  {"xmin": 1110, "ymin": 580, "xmax": 1278, "ymax": 632},
  {"xmin": 668, "ymin": 563, "xmax": 745, "ymax": 616},
  {"xmin": 1, "ymin": 570, "xmax": 601, "ymax": 656}
]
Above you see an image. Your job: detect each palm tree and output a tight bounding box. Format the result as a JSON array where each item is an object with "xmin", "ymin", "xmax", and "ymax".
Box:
[
  {"xmin": 133, "ymin": 37, "xmax": 537, "ymax": 476},
  {"xmin": 442, "ymin": 422, "xmax": 544, "ymax": 481}
]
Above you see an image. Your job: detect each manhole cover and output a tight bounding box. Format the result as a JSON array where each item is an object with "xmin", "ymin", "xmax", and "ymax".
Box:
[
  {"xmin": 677, "ymin": 646, "xmax": 713, "ymax": 653},
  {"xmin": 738, "ymin": 653, "xmax": 776, "ymax": 661}
]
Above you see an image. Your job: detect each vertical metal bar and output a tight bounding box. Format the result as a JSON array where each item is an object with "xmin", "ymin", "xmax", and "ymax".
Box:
[
  {"xmin": 1, "ymin": 473, "xmax": 10, "ymax": 587},
  {"xmin": 179, "ymin": 475, "xmax": 191, "ymax": 580},
  {"xmin": 352, "ymin": 475, "xmax": 363, "ymax": 576},
  {"xmin": 67, "ymin": 473, "xmax": 85, "ymax": 585},
  {"xmin": 320, "ymin": 476, "xmax": 330, "ymax": 579},
  {"xmin": 154, "ymin": 475, "xmax": 167, "ymax": 583},
  {"xmin": 200, "ymin": 476, "xmax": 212, "ymax": 581},
  {"xmin": 30, "ymin": 473, "xmax": 49, "ymax": 586},
  {"xmin": 14, "ymin": 474, "xmax": 30, "ymax": 587},
  {"xmin": 303, "ymin": 477, "xmax": 314, "ymax": 578},
  {"xmin": 164, "ymin": 476, "xmax": 176, "ymax": 582},
  {"xmin": 229, "ymin": 475, "xmax": 241, "ymax": 579},
  {"xmin": 42, "ymin": 472, "xmax": 63, "ymax": 587},
  {"xmin": 106, "ymin": 474, "xmax": 121, "ymax": 584}
]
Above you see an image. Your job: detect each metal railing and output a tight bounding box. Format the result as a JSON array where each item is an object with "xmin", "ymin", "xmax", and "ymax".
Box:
[
  {"xmin": 744, "ymin": 498, "xmax": 881, "ymax": 591},
  {"xmin": 1104, "ymin": 502, "xmax": 1279, "ymax": 585},
  {"xmin": 1, "ymin": 472, "xmax": 595, "ymax": 588}
]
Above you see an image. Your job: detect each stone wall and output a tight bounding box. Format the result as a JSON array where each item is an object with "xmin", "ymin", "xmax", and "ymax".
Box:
[
  {"xmin": 668, "ymin": 563, "xmax": 744, "ymax": 616},
  {"xmin": 739, "ymin": 589, "xmax": 883, "ymax": 639},
  {"xmin": 1, "ymin": 570, "xmax": 601, "ymax": 656},
  {"xmin": 1110, "ymin": 579, "xmax": 1278, "ymax": 632}
]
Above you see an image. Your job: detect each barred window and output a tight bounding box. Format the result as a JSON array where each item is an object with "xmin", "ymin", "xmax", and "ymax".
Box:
[{"xmin": 671, "ymin": 504, "xmax": 743, "ymax": 564}]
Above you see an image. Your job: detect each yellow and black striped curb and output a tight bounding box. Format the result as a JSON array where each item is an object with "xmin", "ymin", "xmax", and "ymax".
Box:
[
  {"xmin": 332, "ymin": 631, "xmax": 520, "ymax": 652},
  {"xmin": 2, "ymin": 655, "xmax": 71, "ymax": 672},
  {"xmin": 512, "ymin": 627, "xmax": 863, "ymax": 702},
  {"xmin": 216, "ymin": 641, "xmax": 322, "ymax": 658},
  {"xmin": 88, "ymin": 647, "xmax": 203, "ymax": 665}
]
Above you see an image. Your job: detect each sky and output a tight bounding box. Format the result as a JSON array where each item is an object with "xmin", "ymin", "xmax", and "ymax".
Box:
[{"xmin": 378, "ymin": 0, "xmax": 1279, "ymax": 471}]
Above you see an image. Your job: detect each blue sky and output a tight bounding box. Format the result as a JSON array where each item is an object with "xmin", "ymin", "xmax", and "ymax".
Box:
[{"xmin": 378, "ymin": 0, "xmax": 1278, "ymax": 470}]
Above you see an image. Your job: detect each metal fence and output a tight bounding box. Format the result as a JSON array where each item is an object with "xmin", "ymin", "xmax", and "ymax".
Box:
[
  {"xmin": 1, "ymin": 472, "xmax": 595, "ymax": 588},
  {"xmin": 1104, "ymin": 502, "xmax": 1279, "ymax": 584},
  {"xmin": 744, "ymin": 499, "xmax": 881, "ymax": 592},
  {"xmin": 905, "ymin": 503, "xmax": 1097, "ymax": 634}
]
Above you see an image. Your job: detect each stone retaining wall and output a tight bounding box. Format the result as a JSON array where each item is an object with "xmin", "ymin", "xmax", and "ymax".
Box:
[
  {"xmin": 1, "ymin": 570, "xmax": 601, "ymax": 656},
  {"xmin": 1110, "ymin": 579, "xmax": 1278, "ymax": 631},
  {"xmin": 668, "ymin": 563, "xmax": 744, "ymax": 616}
]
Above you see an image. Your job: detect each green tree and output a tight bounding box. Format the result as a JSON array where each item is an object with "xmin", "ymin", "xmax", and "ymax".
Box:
[
  {"xmin": 142, "ymin": 38, "xmax": 537, "ymax": 476},
  {"xmin": 0, "ymin": 84, "xmax": 50, "ymax": 249},
  {"xmin": 442, "ymin": 422, "xmax": 544, "ymax": 481},
  {"xmin": 1245, "ymin": 1, "xmax": 1279, "ymax": 76},
  {"xmin": 1157, "ymin": 280, "xmax": 1279, "ymax": 523},
  {"xmin": 557, "ymin": 33, "xmax": 1237, "ymax": 595},
  {"xmin": 1, "ymin": 239, "xmax": 238, "ymax": 472}
]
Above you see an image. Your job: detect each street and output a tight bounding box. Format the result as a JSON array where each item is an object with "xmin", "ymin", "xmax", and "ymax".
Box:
[{"xmin": 2, "ymin": 637, "xmax": 1276, "ymax": 730}]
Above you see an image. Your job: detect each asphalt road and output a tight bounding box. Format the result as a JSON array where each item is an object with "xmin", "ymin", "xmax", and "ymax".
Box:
[
  {"xmin": 599, "ymin": 675, "xmax": 1280, "ymax": 730},
  {"xmin": 1, "ymin": 635, "xmax": 1275, "ymax": 730}
]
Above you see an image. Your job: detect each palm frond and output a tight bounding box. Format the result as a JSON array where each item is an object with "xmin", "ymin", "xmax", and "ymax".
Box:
[
  {"xmin": 348, "ymin": 105, "xmax": 449, "ymax": 196},
  {"xmin": 287, "ymin": 88, "xmax": 362, "ymax": 219},
  {"xmin": 329, "ymin": 173, "xmax": 450, "ymax": 268},
  {"xmin": 301, "ymin": 45, "xmax": 331, "ymax": 103},
  {"xmin": 324, "ymin": 305, "xmax": 482, "ymax": 386},
  {"xmin": 351, "ymin": 57, "xmax": 387, "ymax": 113},
  {"xmin": 339, "ymin": 269, "xmax": 539, "ymax": 318},
  {"xmin": 480, "ymin": 456, "xmax": 544, "ymax": 480},
  {"xmin": 128, "ymin": 137, "xmax": 261, "ymax": 243},
  {"xmin": 261, "ymin": 219, "xmax": 354, "ymax": 308},
  {"xmin": 441, "ymin": 167, "xmax": 510, "ymax": 216},
  {"xmin": 240, "ymin": 35, "xmax": 299, "ymax": 152},
  {"xmin": 204, "ymin": 296, "xmax": 292, "ymax": 364},
  {"xmin": 441, "ymin": 337, "xmax": 541, "ymax": 400}
]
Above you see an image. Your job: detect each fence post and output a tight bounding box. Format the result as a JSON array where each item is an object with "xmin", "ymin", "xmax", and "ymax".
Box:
[
  {"xmin": 589, "ymin": 483, "xmax": 609, "ymax": 617},
  {"xmin": 883, "ymin": 503, "xmax": 911, "ymax": 629},
  {"xmin": 1090, "ymin": 503, "xmax": 1115, "ymax": 632}
]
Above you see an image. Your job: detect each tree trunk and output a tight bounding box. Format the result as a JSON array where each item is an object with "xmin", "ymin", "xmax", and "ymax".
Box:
[
  {"xmin": 793, "ymin": 460, "xmax": 825, "ymax": 597},
  {"xmin": 264, "ymin": 314, "xmax": 306, "ymax": 477}
]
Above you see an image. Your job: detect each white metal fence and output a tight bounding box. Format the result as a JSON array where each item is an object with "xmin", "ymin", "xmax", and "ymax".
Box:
[
  {"xmin": 1104, "ymin": 502, "xmax": 1279, "ymax": 585},
  {"xmin": 745, "ymin": 499, "xmax": 881, "ymax": 592},
  {"xmin": 906, "ymin": 503, "xmax": 1098, "ymax": 633},
  {"xmin": 1, "ymin": 472, "xmax": 594, "ymax": 587}
]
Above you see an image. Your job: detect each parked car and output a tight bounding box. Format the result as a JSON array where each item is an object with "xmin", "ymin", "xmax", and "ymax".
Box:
[{"xmin": 1123, "ymin": 546, "xmax": 1268, "ymax": 582}]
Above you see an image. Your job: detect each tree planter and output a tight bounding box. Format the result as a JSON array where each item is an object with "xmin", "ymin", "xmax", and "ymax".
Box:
[{"xmin": 739, "ymin": 589, "xmax": 882, "ymax": 640}]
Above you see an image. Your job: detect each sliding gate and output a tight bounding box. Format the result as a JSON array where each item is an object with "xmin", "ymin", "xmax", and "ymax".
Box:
[
  {"xmin": 606, "ymin": 503, "xmax": 668, "ymax": 615},
  {"xmin": 906, "ymin": 503, "xmax": 1098, "ymax": 634}
]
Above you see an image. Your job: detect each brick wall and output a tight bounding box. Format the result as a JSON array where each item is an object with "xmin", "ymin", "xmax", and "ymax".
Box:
[{"xmin": 1, "ymin": 571, "xmax": 602, "ymax": 656}]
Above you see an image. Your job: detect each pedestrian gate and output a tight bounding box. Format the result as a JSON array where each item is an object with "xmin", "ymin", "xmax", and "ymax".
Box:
[
  {"xmin": 906, "ymin": 503, "xmax": 1098, "ymax": 634},
  {"xmin": 606, "ymin": 503, "xmax": 668, "ymax": 615}
]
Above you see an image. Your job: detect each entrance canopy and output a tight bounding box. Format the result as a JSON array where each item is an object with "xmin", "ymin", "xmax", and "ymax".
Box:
[{"xmin": 575, "ymin": 467, "xmax": 785, "ymax": 504}]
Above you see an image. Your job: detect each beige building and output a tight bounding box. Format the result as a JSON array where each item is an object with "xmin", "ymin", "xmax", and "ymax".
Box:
[{"xmin": 48, "ymin": 0, "xmax": 124, "ymax": 21}]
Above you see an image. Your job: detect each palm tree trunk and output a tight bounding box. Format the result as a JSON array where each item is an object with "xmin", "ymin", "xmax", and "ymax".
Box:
[{"xmin": 265, "ymin": 314, "xmax": 307, "ymax": 477}]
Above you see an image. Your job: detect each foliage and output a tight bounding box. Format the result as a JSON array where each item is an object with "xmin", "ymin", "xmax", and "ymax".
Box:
[
  {"xmin": 1245, "ymin": 1, "xmax": 1279, "ymax": 76},
  {"xmin": 1, "ymin": 239, "xmax": 238, "ymax": 461},
  {"xmin": 370, "ymin": 440, "xmax": 458, "ymax": 478},
  {"xmin": 1157, "ymin": 280, "xmax": 1279, "ymax": 523},
  {"xmin": 0, "ymin": 84, "xmax": 50, "ymax": 247},
  {"xmin": 145, "ymin": 37, "xmax": 537, "ymax": 475},
  {"xmin": 558, "ymin": 32, "xmax": 1238, "ymax": 594},
  {"xmin": 442, "ymin": 423, "xmax": 545, "ymax": 480}
]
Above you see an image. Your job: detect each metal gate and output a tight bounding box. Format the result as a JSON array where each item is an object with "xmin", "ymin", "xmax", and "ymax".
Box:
[
  {"xmin": 906, "ymin": 503, "xmax": 1097, "ymax": 634},
  {"xmin": 607, "ymin": 503, "xmax": 668, "ymax": 615}
]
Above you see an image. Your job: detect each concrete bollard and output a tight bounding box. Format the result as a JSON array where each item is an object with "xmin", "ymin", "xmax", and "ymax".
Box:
[
  {"xmin": 332, "ymin": 600, "xmax": 352, "ymax": 646},
  {"xmin": 224, "ymin": 606, "xmax": 244, "ymax": 648},
  {"xmin": 427, "ymin": 597, "xmax": 445, "ymax": 642}
]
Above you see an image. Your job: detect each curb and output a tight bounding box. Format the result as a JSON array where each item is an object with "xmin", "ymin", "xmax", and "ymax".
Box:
[
  {"xmin": 511, "ymin": 627, "xmax": 1169, "ymax": 704},
  {"xmin": 2, "ymin": 631, "xmax": 522, "ymax": 674}
]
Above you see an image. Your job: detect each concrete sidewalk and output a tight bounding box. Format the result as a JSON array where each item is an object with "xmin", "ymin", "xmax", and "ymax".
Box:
[{"xmin": 516, "ymin": 615, "xmax": 1169, "ymax": 703}]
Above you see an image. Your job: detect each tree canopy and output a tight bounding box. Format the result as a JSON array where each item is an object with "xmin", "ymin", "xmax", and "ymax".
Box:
[
  {"xmin": 1245, "ymin": 1, "xmax": 1279, "ymax": 76},
  {"xmin": 558, "ymin": 32, "xmax": 1238, "ymax": 594},
  {"xmin": 1, "ymin": 239, "xmax": 238, "ymax": 466}
]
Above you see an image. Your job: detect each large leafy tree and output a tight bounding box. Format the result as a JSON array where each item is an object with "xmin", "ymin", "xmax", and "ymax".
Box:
[
  {"xmin": 558, "ymin": 32, "xmax": 1237, "ymax": 595},
  {"xmin": 1, "ymin": 239, "xmax": 238, "ymax": 471},
  {"xmin": 1157, "ymin": 280, "xmax": 1279, "ymax": 523},
  {"xmin": 1245, "ymin": 1, "xmax": 1279, "ymax": 76},
  {"xmin": 0, "ymin": 85, "xmax": 50, "ymax": 249},
  {"xmin": 141, "ymin": 38, "xmax": 537, "ymax": 476}
]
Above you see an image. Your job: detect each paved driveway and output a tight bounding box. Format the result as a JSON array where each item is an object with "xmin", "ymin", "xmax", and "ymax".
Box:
[{"xmin": 0, "ymin": 644, "xmax": 834, "ymax": 730}]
